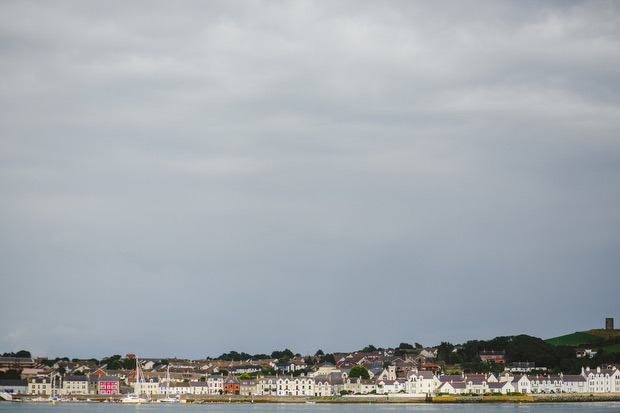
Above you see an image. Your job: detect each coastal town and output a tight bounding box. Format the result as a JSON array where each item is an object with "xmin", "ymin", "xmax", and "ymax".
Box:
[{"xmin": 1, "ymin": 347, "xmax": 619, "ymax": 401}]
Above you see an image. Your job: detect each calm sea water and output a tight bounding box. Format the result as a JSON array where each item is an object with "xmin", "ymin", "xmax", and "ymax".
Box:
[{"xmin": 2, "ymin": 403, "xmax": 620, "ymax": 413}]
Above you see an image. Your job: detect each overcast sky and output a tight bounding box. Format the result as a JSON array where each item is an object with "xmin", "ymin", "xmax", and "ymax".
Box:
[{"xmin": 1, "ymin": 0, "xmax": 619, "ymax": 360}]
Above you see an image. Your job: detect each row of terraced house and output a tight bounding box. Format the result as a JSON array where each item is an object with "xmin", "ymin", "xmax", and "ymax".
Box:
[{"xmin": 5, "ymin": 364, "xmax": 619, "ymax": 397}]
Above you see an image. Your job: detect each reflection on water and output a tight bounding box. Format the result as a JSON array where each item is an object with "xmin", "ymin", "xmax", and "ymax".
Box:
[{"xmin": 1, "ymin": 402, "xmax": 620, "ymax": 413}]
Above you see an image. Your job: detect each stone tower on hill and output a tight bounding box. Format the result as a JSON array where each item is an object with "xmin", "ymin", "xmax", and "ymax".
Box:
[{"xmin": 606, "ymin": 318, "xmax": 614, "ymax": 330}]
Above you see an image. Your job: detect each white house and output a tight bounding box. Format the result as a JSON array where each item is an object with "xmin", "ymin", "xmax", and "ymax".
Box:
[
  {"xmin": 28, "ymin": 377, "xmax": 52, "ymax": 396},
  {"xmin": 190, "ymin": 382, "xmax": 209, "ymax": 395},
  {"xmin": 277, "ymin": 376, "xmax": 314, "ymax": 396},
  {"xmin": 406, "ymin": 370, "xmax": 440, "ymax": 395},
  {"xmin": 206, "ymin": 375, "xmax": 224, "ymax": 395},
  {"xmin": 464, "ymin": 376, "xmax": 488, "ymax": 394},
  {"xmin": 61, "ymin": 376, "xmax": 91, "ymax": 395},
  {"xmin": 529, "ymin": 375, "xmax": 562, "ymax": 394},
  {"xmin": 419, "ymin": 349, "xmax": 438, "ymax": 359},
  {"xmin": 376, "ymin": 379, "xmax": 405, "ymax": 394},
  {"xmin": 487, "ymin": 381, "xmax": 515, "ymax": 394},
  {"xmin": 438, "ymin": 380, "xmax": 466, "ymax": 394},
  {"xmin": 344, "ymin": 377, "xmax": 375, "ymax": 394},
  {"xmin": 582, "ymin": 366, "xmax": 620, "ymax": 393},
  {"xmin": 562, "ymin": 375, "xmax": 588, "ymax": 393},
  {"xmin": 168, "ymin": 382, "xmax": 192, "ymax": 395},
  {"xmin": 313, "ymin": 376, "xmax": 334, "ymax": 396},
  {"xmin": 256, "ymin": 376, "xmax": 278, "ymax": 396},
  {"xmin": 239, "ymin": 379, "xmax": 257, "ymax": 396}
]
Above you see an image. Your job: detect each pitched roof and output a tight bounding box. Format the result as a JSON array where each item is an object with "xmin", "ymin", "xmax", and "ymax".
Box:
[
  {"xmin": 440, "ymin": 375, "xmax": 464, "ymax": 383},
  {"xmin": 563, "ymin": 375, "xmax": 586, "ymax": 382}
]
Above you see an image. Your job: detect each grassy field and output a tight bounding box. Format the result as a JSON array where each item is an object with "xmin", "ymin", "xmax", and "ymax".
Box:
[
  {"xmin": 602, "ymin": 343, "xmax": 620, "ymax": 352},
  {"xmin": 544, "ymin": 331, "xmax": 600, "ymax": 346},
  {"xmin": 582, "ymin": 329, "xmax": 620, "ymax": 339}
]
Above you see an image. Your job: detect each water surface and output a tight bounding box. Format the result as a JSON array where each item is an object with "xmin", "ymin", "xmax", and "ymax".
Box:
[{"xmin": 2, "ymin": 403, "xmax": 620, "ymax": 413}]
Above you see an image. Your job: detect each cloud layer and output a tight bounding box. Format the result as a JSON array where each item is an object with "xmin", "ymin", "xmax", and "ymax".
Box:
[{"xmin": 1, "ymin": 1, "xmax": 619, "ymax": 358}]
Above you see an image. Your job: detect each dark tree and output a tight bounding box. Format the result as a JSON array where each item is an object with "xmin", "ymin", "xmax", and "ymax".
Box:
[
  {"xmin": 0, "ymin": 369, "xmax": 21, "ymax": 380},
  {"xmin": 109, "ymin": 360, "xmax": 123, "ymax": 370},
  {"xmin": 271, "ymin": 349, "xmax": 295, "ymax": 360},
  {"xmin": 361, "ymin": 344, "xmax": 377, "ymax": 353},
  {"xmin": 348, "ymin": 365, "xmax": 370, "ymax": 379},
  {"xmin": 320, "ymin": 354, "xmax": 336, "ymax": 364},
  {"xmin": 122, "ymin": 358, "xmax": 136, "ymax": 370}
]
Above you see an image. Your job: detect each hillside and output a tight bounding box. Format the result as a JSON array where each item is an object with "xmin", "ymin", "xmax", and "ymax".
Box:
[
  {"xmin": 544, "ymin": 331, "xmax": 600, "ymax": 346},
  {"xmin": 582, "ymin": 329, "xmax": 620, "ymax": 340}
]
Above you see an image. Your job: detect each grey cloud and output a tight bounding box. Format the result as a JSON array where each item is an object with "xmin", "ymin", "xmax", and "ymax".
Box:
[{"xmin": 1, "ymin": 1, "xmax": 619, "ymax": 358}]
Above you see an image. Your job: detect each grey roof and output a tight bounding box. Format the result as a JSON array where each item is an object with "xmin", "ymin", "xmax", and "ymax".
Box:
[
  {"xmin": 440, "ymin": 375, "xmax": 463, "ymax": 383},
  {"xmin": 0, "ymin": 357, "xmax": 34, "ymax": 363},
  {"xmin": 441, "ymin": 381, "xmax": 466, "ymax": 389},
  {"xmin": 0, "ymin": 380, "xmax": 27, "ymax": 386},
  {"xmin": 97, "ymin": 376, "xmax": 119, "ymax": 382},
  {"xmin": 408, "ymin": 371, "xmax": 434, "ymax": 379},
  {"xmin": 562, "ymin": 375, "xmax": 586, "ymax": 382},
  {"xmin": 30, "ymin": 377, "xmax": 50, "ymax": 383},
  {"xmin": 63, "ymin": 375, "xmax": 89, "ymax": 382}
]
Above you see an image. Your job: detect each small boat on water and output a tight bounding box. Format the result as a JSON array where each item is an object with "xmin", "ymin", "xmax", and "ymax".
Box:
[
  {"xmin": 121, "ymin": 393, "xmax": 147, "ymax": 404},
  {"xmin": 157, "ymin": 365, "xmax": 180, "ymax": 403},
  {"xmin": 121, "ymin": 357, "xmax": 150, "ymax": 404}
]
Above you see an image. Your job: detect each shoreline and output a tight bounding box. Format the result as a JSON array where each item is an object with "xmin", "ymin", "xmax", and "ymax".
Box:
[{"xmin": 6, "ymin": 393, "xmax": 620, "ymax": 404}]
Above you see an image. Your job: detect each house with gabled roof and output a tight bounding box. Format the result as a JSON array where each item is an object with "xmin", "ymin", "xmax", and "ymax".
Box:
[
  {"xmin": 277, "ymin": 375, "xmax": 314, "ymax": 396},
  {"xmin": 309, "ymin": 363, "xmax": 340, "ymax": 377},
  {"xmin": 562, "ymin": 374, "xmax": 587, "ymax": 393},
  {"xmin": 190, "ymin": 381, "xmax": 209, "ymax": 395},
  {"xmin": 239, "ymin": 379, "xmax": 257, "ymax": 396},
  {"xmin": 529, "ymin": 375, "xmax": 562, "ymax": 394},
  {"xmin": 374, "ymin": 365, "xmax": 396, "ymax": 381},
  {"xmin": 582, "ymin": 366, "xmax": 620, "ymax": 393},
  {"xmin": 464, "ymin": 375, "xmax": 488, "ymax": 394},
  {"xmin": 313, "ymin": 375, "xmax": 333, "ymax": 396},
  {"xmin": 28, "ymin": 377, "xmax": 52, "ymax": 396},
  {"xmin": 419, "ymin": 362, "xmax": 439, "ymax": 372},
  {"xmin": 438, "ymin": 380, "xmax": 466, "ymax": 394},
  {"xmin": 344, "ymin": 377, "xmax": 375, "ymax": 394},
  {"xmin": 92, "ymin": 368, "xmax": 106, "ymax": 376},
  {"xmin": 479, "ymin": 350, "xmax": 506, "ymax": 363},
  {"xmin": 256, "ymin": 376, "xmax": 278, "ymax": 396},
  {"xmin": 419, "ymin": 349, "xmax": 437, "ymax": 359},
  {"xmin": 406, "ymin": 370, "xmax": 440, "ymax": 395},
  {"xmin": 376, "ymin": 379, "xmax": 405, "ymax": 394},
  {"xmin": 97, "ymin": 376, "xmax": 120, "ymax": 395},
  {"xmin": 62, "ymin": 375, "xmax": 92, "ymax": 395},
  {"xmin": 223, "ymin": 376, "xmax": 240, "ymax": 395},
  {"xmin": 487, "ymin": 381, "xmax": 515, "ymax": 394},
  {"xmin": 206, "ymin": 375, "xmax": 224, "ymax": 395}
]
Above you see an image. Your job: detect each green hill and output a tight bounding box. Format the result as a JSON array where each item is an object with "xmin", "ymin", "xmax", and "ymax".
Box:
[
  {"xmin": 582, "ymin": 329, "xmax": 620, "ymax": 339},
  {"xmin": 544, "ymin": 331, "xmax": 600, "ymax": 346}
]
